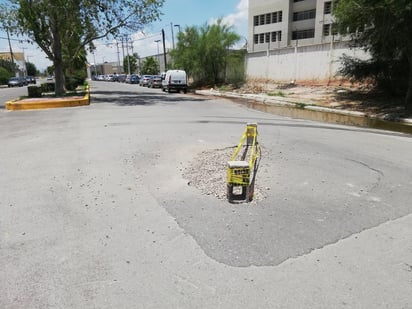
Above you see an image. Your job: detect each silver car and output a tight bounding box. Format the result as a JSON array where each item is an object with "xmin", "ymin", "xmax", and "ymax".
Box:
[{"xmin": 139, "ymin": 75, "xmax": 152, "ymax": 87}]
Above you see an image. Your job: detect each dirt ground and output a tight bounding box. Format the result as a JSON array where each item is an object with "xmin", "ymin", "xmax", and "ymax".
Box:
[{"xmin": 231, "ymin": 79, "xmax": 411, "ymax": 120}]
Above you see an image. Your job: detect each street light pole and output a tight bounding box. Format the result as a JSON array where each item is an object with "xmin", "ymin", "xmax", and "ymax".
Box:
[{"xmin": 170, "ymin": 22, "xmax": 175, "ymax": 49}]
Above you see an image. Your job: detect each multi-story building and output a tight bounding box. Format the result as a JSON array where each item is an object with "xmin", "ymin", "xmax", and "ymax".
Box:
[{"xmin": 246, "ymin": 0, "xmax": 368, "ymax": 83}]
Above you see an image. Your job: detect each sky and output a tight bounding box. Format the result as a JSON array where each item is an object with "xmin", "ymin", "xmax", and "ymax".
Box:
[{"xmin": 0, "ymin": 0, "xmax": 248, "ymax": 72}]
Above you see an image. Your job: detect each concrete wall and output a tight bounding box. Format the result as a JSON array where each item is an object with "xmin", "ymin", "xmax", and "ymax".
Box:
[{"xmin": 246, "ymin": 41, "xmax": 369, "ymax": 82}]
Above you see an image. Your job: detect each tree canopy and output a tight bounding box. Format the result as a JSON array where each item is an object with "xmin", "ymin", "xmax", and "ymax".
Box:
[
  {"xmin": 1, "ymin": 0, "xmax": 164, "ymax": 95},
  {"xmin": 170, "ymin": 19, "xmax": 240, "ymax": 86},
  {"xmin": 334, "ymin": 0, "xmax": 412, "ymax": 111},
  {"xmin": 141, "ymin": 57, "xmax": 159, "ymax": 75},
  {"xmin": 25, "ymin": 61, "xmax": 37, "ymax": 76},
  {"xmin": 123, "ymin": 54, "xmax": 138, "ymax": 74}
]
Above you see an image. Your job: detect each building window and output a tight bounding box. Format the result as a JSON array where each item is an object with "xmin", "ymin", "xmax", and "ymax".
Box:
[
  {"xmin": 292, "ymin": 29, "xmax": 315, "ymax": 40},
  {"xmin": 293, "ymin": 9, "xmax": 316, "ymax": 21},
  {"xmin": 266, "ymin": 13, "xmax": 271, "ymax": 24},
  {"xmin": 293, "ymin": 0, "xmax": 305, "ymax": 2},
  {"xmin": 271, "ymin": 32, "xmax": 277, "ymax": 42},
  {"xmin": 254, "ymin": 11, "xmax": 283, "ymax": 26},
  {"xmin": 323, "ymin": 23, "xmax": 340, "ymax": 36},
  {"xmin": 323, "ymin": 24, "xmax": 331, "ymax": 36},
  {"xmin": 272, "ymin": 12, "xmax": 278, "ymax": 23},
  {"xmin": 254, "ymin": 31, "xmax": 282, "ymax": 45},
  {"xmin": 324, "ymin": 1, "xmax": 332, "ymax": 14},
  {"xmin": 254, "ymin": 34, "xmax": 259, "ymax": 44},
  {"xmin": 254, "ymin": 16, "xmax": 259, "ymax": 26}
]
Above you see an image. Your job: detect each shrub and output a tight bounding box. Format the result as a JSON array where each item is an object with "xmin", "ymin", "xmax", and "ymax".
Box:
[
  {"xmin": 41, "ymin": 82, "xmax": 55, "ymax": 93},
  {"xmin": 28, "ymin": 86, "xmax": 42, "ymax": 98},
  {"xmin": 65, "ymin": 76, "xmax": 85, "ymax": 91},
  {"xmin": 65, "ymin": 69, "xmax": 87, "ymax": 91}
]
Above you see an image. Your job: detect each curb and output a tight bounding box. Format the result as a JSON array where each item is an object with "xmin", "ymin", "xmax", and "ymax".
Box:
[
  {"xmin": 196, "ymin": 90, "xmax": 412, "ymax": 135},
  {"xmin": 5, "ymin": 86, "xmax": 90, "ymax": 111}
]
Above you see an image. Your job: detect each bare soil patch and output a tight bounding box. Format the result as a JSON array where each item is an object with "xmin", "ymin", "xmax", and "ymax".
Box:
[{"xmin": 231, "ymin": 79, "xmax": 411, "ymax": 120}]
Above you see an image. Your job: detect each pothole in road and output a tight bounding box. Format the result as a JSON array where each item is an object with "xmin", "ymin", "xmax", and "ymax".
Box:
[{"xmin": 182, "ymin": 146, "xmax": 268, "ymax": 202}]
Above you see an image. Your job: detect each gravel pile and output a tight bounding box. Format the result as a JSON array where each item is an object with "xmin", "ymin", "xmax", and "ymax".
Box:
[{"xmin": 182, "ymin": 146, "xmax": 267, "ymax": 202}]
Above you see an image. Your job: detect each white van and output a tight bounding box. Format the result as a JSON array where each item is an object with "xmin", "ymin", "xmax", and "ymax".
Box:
[{"xmin": 162, "ymin": 70, "xmax": 188, "ymax": 93}]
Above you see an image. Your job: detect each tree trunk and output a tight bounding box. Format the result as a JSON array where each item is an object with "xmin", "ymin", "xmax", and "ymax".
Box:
[
  {"xmin": 51, "ymin": 13, "xmax": 65, "ymax": 96},
  {"xmin": 54, "ymin": 59, "xmax": 65, "ymax": 96},
  {"xmin": 406, "ymin": 56, "xmax": 412, "ymax": 112}
]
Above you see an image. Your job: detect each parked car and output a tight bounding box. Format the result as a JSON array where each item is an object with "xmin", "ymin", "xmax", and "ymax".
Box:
[
  {"xmin": 126, "ymin": 74, "xmax": 140, "ymax": 84},
  {"xmin": 139, "ymin": 75, "xmax": 152, "ymax": 87},
  {"xmin": 7, "ymin": 77, "xmax": 24, "ymax": 87},
  {"xmin": 148, "ymin": 75, "xmax": 162, "ymax": 88},
  {"xmin": 105, "ymin": 74, "xmax": 115, "ymax": 81},
  {"xmin": 162, "ymin": 70, "xmax": 188, "ymax": 93},
  {"xmin": 116, "ymin": 74, "xmax": 127, "ymax": 82},
  {"xmin": 26, "ymin": 76, "xmax": 36, "ymax": 84}
]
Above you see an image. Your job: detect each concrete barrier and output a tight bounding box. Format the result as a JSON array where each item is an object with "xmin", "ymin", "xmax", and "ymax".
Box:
[{"xmin": 6, "ymin": 85, "xmax": 90, "ymax": 111}]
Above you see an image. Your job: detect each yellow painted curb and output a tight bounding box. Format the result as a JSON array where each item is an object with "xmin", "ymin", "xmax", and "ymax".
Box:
[{"xmin": 5, "ymin": 86, "xmax": 90, "ymax": 111}]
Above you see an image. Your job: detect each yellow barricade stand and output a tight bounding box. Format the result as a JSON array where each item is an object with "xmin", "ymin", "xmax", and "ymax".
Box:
[{"xmin": 227, "ymin": 123, "xmax": 261, "ymax": 202}]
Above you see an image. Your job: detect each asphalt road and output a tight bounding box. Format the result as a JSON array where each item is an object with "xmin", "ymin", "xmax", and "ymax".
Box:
[
  {"xmin": 1, "ymin": 81, "xmax": 411, "ymax": 308},
  {"xmin": 0, "ymin": 83, "xmax": 30, "ymax": 108}
]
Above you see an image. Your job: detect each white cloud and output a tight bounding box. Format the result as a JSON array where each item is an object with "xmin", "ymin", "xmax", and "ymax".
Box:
[{"xmin": 209, "ymin": 0, "xmax": 248, "ymax": 35}]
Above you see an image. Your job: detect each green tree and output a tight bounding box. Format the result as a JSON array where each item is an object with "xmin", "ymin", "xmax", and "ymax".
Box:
[
  {"xmin": 170, "ymin": 19, "xmax": 240, "ymax": 85},
  {"xmin": 26, "ymin": 61, "xmax": 37, "ymax": 76},
  {"xmin": 334, "ymin": 0, "xmax": 412, "ymax": 111},
  {"xmin": 1, "ymin": 0, "xmax": 164, "ymax": 96},
  {"xmin": 0, "ymin": 58, "xmax": 18, "ymax": 75},
  {"xmin": 141, "ymin": 57, "xmax": 159, "ymax": 75},
  {"xmin": 123, "ymin": 54, "xmax": 138, "ymax": 74},
  {"xmin": 0, "ymin": 67, "xmax": 12, "ymax": 84},
  {"xmin": 46, "ymin": 66, "xmax": 54, "ymax": 76}
]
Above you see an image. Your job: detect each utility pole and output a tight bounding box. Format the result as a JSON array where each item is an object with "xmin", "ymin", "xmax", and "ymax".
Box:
[
  {"xmin": 6, "ymin": 28, "xmax": 15, "ymax": 67},
  {"xmin": 21, "ymin": 46, "xmax": 27, "ymax": 77},
  {"xmin": 125, "ymin": 35, "xmax": 131, "ymax": 75},
  {"xmin": 92, "ymin": 51, "xmax": 98, "ymax": 75},
  {"xmin": 116, "ymin": 40, "xmax": 121, "ymax": 74},
  {"xmin": 162, "ymin": 29, "xmax": 167, "ymax": 71},
  {"xmin": 120, "ymin": 36, "xmax": 125, "ymax": 73}
]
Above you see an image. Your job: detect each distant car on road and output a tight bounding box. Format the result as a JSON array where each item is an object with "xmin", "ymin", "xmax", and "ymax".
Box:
[
  {"xmin": 7, "ymin": 77, "xmax": 24, "ymax": 87},
  {"xmin": 126, "ymin": 74, "xmax": 140, "ymax": 84},
  {"xmin": 148, "ymin": 75, "xmax": 162, "ymax": 88},
  {"xmin": 139, "ymin": 75, "xmax": 152, "ymax": 87},
  {"xmin": 26, "ymin": 76, "xmax": 36, "ymax": 84},
  {"xmin": 162, "ymin": 70, "xmax": 188, "ymax": 93},
  {"xmin": 116, "ymin": 74, "xmax": 127, "ymax": 82}
]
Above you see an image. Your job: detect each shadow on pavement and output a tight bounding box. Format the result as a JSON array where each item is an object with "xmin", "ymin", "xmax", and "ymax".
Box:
[{"xmin": 91, "ymin": 90, "xmax": 208, "ymax": 106}]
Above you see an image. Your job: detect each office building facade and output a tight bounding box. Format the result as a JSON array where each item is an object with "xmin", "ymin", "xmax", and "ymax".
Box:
[{"xmin": 246, "ymin": 0, "xmax": 368, "ymax": 82}]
